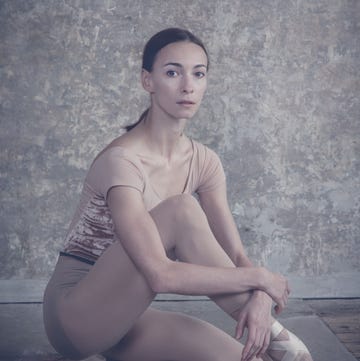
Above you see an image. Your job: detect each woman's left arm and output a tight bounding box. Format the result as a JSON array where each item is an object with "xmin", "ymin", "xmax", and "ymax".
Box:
[
  {"xmin": 198, "ymin": 183, "xmax": 276, "ymax": 358},
  {"xmin": 199, "ymin": 184, "xmax": 286, "ymax": 311}
]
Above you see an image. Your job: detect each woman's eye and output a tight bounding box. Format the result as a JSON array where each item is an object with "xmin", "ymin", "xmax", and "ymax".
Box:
[
  {"xmin": 195, "ymin": 71, "xmax": 206, "ymax": 78},
  {"xmin": 166, "ymin": 70, "xmax": 178, "ymax": 77}
]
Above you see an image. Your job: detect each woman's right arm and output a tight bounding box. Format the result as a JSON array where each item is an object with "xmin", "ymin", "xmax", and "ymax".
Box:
[{"xmin": 107, "ymin": 186, "xmax": 288, "ymax": 307}]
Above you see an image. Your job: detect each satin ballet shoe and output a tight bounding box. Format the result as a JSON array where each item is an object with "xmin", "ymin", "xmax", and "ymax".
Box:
[{"xmin": 262, "ymin": 320, "xmax": 313, "ymax": 361}]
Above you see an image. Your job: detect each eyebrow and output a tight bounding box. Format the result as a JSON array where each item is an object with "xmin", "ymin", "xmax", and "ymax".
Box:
[{"xmin": 163, "ymin": 62, "xmax": 207, "ymax": 69}]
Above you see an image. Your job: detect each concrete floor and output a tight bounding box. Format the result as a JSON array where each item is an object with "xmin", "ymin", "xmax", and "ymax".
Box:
[{"xmin": 0, "ymin": 298, "xmax": 358, "ymax": 361}]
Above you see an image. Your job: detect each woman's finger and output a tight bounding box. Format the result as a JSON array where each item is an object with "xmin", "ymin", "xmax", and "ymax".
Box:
[
  {"xmin": 241, "ymin": 326, "xmax": 256, "ymax": 361},
  {"xmin": 283, "ymin": 289, "xmax": 289, "ymax": 305},
  {"xmin": 243, "ymin": 329, "xmax": 261, "ymax": 361},
  {"xmin": 255, "ymin": 330, "xmax": 266, "ymax": 358},
  {"xmin": 275, "ymin": 300, "xmax": 284, "ymax": 314},
  {"xmin": 257, "ymin": 329, "xmax": 270, "ymax": 358},
  {"xmin": 235, "ymin": 315, "xmax": 246, "ymax": 340}
]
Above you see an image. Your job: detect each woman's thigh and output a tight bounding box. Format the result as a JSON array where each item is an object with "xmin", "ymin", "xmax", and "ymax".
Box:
[
  {"xmin": 44, "ymin": 240, "xmax": 156, "ymax": 358},
  {"xmin": 44, "ymin": 194, "xmax": 234, "ymax": 358},
  {"xmin": 104, "ymin": 307, "xmax": 263, "ymax": 361},
  {"xmin": 44, "ymin": 195, "xmax": 190, "ymax": 357}
]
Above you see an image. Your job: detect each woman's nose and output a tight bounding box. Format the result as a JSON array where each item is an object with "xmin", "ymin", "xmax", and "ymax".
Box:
[{"xmin": 181, "ymin": 75, "xmax": 194, "ymax": 93}]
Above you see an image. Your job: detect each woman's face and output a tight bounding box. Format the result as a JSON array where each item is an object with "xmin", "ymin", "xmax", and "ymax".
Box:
[{"xmin": 142, "ymin": 41, "xmax": 208, "ymax": 121}]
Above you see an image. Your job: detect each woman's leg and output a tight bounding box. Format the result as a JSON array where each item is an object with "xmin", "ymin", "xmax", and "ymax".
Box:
[
  {"xmin": 48, "ymin": 194, "xmax": 309, "ymax": 360},
  {"xmin": 47, "ymin": 194, "xmax": 253, "ymax": 358},
  {"xmin": 103, "ymin": 308, "xmax": 263, "ymax": 361},
  {"xmin": 47, "ymin": 240, "xmax": 156, "ymax": 358},
  {"xmin": 150, "ymin": 194, "xmax": 254, "ymax": 316},
  {"xmin": 149, "ymin": 194, "xmax": 312, "ymax": 361}
]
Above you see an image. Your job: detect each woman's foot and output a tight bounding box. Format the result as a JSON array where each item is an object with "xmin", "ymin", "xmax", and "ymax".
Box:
[{"xmin": 262, "ymin": 320, "xmax": 313, "ymax": 361}]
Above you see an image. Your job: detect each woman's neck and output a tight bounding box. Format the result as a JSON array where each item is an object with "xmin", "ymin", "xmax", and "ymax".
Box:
[{"xmin": 139, "ymin": 109, "xmax": 188, "ymax": 160}]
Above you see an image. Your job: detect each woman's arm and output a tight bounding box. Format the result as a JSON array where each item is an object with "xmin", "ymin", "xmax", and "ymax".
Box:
[
  {"xmin": 107, "ymin": 186, "xmax": 285, "ymax": 302},
  {"xmin": 198, "ymin": 183, "xmax": 284, "ymax": 306},
  {"xmin": 198, "ymin": 183, "xmax": 284, "ymax": 360}
]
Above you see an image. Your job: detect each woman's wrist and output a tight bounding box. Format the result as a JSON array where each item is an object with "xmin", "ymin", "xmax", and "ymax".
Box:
[
  {"xmin": 256, "ymin": 266, "xmax": 270, "ymax": 292},
  {"xmin": 253, "ymin": 289, "xmax": 273, "ymax": 305}
]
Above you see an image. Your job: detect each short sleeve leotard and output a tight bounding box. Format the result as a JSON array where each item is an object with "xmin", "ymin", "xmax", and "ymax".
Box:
[{"xmin": 63, "ymin": 139, "xmax": 226, "ymax": 263}]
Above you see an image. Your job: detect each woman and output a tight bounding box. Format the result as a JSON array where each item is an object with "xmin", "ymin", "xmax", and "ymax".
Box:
[{"xmin": 43, "ymin": 28, "xmax": 313, "ymax": 361}]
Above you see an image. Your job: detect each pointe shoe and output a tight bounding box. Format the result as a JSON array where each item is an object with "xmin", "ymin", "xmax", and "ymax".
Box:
[{"xmin": 262, "ymin": 320, "xmax": 313, "ymax": 361}]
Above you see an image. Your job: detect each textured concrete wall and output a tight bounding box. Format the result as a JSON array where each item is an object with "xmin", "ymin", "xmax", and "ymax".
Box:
[{"xmin": 0, "ymin": 0, "xmax": 359, "ymax": 296}]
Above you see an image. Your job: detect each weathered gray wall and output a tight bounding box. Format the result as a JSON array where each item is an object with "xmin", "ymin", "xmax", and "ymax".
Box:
[{"xmin": 1, "ymin": 0, "xmax": 359, "ymax": 297}]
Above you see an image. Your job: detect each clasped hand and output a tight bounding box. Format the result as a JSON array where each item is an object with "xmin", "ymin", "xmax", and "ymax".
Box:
[{"xmin": 236, "ymin": 269, "xmax": 290, "ymax": 361}]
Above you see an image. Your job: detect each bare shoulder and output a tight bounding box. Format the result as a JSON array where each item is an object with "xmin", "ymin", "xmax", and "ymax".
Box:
[
  {"xmin": 94, "ymin": 132, "xmax": 141, "ymax": 162},
  {"xmin": 106, "ymin": 132, "xmax": 135, "ymax": 150}
]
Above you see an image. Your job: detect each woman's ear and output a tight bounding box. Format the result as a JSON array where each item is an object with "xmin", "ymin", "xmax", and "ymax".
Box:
[{"xmin": 141, "ymin": 69, "xmax": 154, "ymax": 93}]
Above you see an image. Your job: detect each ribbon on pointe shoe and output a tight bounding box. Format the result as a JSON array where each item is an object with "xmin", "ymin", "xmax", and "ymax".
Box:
[{"xmin": 262, "ymin": 320, "xmax": 313, "ymax": 361}]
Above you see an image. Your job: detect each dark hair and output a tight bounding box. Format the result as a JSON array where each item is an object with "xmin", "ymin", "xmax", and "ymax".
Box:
[{"xmin": 124, "ymin": 27, "xmax": 209, "ymax": 132}]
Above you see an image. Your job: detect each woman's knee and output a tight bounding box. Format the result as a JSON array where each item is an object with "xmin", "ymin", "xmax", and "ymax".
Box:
[
  {"xmin": 168, "ymin": 194, "xmax": 207, "ymax": 225},
  {"xmin": 164, "ymin": 193, "xmax": 199, "ymax": 208},
  {"xmin": 150, "ymin": 194, "xmax": 211, "ymax": 253},
  {"xmin": 153, "ymin": 194, "xmax": 206, "ymax": 229}
]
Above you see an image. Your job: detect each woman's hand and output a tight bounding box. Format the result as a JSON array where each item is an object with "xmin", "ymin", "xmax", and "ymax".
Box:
[
  {"xmin": 235, "ymin": 291, "xmax": 273, "ymax": 361},
  {"xmin": 260, "ymin": 267, "xmax": 290, "ymax": 314}
]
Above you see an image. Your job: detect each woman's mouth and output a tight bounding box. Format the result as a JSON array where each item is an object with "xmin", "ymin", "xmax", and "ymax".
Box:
[{"xmin": 177, "ymin": 100, "xmax": 196, "ymax": 106}]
